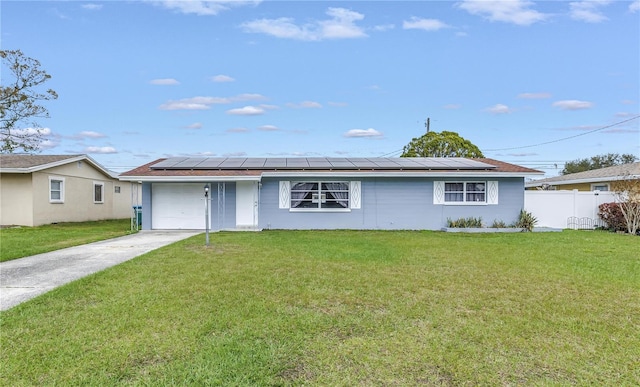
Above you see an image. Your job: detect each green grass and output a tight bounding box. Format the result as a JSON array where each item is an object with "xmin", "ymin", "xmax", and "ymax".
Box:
[
  {"xmin": 0, "ymin": 219, "xmax": 134, "ymax": 262},
  {"xmin": 1, "ymin": 230, "xmax": 638, "ymax": 385}
]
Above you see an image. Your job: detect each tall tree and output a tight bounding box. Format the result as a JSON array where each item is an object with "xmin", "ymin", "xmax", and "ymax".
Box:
[
  {"xmin": 1, "ymin": 49, "xmax": 58, "ymax": 153},
  {"xmin": 401, "ymin": 130, "xmax": 484, "ymax": 158},
  {"xmin": 561, "ymin": 153, "xmax": 638, "ymax": 175}
]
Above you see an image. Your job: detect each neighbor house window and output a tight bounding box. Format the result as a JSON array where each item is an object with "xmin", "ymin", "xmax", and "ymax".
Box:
[
  {"xmin": 444, "ymin": 182, "xmax": 486, "ymax": 203},
  {"xmin": 290, "ymin": 181, "xmax": 350, "ymax": 210},
  {"xmin": 94, "ymin": 182, "xmax": 104, "ymax": 203},
  {"xmin": 591, "ymin": 184, "xmax": 609, "ymax": 192},
  {"xmin": 49, "ymin": 177, "xmax": 65, "ymax": 203}
]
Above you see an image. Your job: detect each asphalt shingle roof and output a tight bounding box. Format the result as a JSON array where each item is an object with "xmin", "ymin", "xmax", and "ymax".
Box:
[
  {"xmin": 0, "ymin": 154, "xmax": 83, "ymax": 169},
  {"xmin": 528, "ymin": 162, "xmax": 640, "ymax": 186}
]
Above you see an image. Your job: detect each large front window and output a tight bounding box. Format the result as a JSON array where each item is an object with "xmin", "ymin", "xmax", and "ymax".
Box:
[
  {"xmin": 445, "ymin": 182, "xmax": 486, "ymax": 203},
  {"xmin": 291, "ymin": 181, "xmax": 349, "ymax": 209}
]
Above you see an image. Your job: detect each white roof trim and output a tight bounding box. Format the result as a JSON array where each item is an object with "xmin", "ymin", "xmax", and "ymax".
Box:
[
  {"xmin": 118, "ymin": 176, "xmax": 262, "ymax": 182},
  {"xmin": 0, "ymin": 154, "xmax": 119, "ymax": 179}
]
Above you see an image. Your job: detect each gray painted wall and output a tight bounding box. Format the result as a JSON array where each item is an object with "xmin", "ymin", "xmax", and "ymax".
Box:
[
  {"xmin": 258, "ymin": 177, "xmax": 524, "ymax": 230},
  {"xmin": 210, "ymin": 182, "xmax": 236, "ymax": 230}
]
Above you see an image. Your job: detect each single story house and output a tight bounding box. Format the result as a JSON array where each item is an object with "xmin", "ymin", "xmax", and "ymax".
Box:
[
  {"xmin": 0, "ymin": 154, "xmax": 139, "ymax": 227},
  {"xmin": 525, "ymin": 162, "xmax": 640, "ymax": 192},
  {"xmin": 119, "ymin": 157, "xmax": 542, "ymax": 231}
]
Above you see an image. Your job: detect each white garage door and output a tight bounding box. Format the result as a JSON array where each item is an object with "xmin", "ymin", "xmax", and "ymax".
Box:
[{"xmin": 152, "ymin": 183, "xmax": 206, "ymax": 229}]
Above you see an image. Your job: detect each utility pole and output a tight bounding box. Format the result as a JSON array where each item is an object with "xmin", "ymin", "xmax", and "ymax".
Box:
[{"xmin": 425, "ymin": 117, "xmax": 430, "ymax": 133}]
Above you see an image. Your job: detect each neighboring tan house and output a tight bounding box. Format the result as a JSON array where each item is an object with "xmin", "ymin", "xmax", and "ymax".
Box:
[
  {"xmin": 0, "ymin": 154, "xmax": 139, "ymax": 227},
  {"xmin": 525, "ymin": 162, "xmax": 640, "ymax": 192},
  {"xmin": 120, "ymin": 157, "xmax": 542, "ymax": 231}
]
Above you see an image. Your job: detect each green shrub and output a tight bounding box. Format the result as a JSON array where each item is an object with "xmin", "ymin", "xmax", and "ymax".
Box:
[
  {"xmin": 515, "ymin": 209, "xmax": 538, "ymax": 232},
  {"xmin": 447, "ymin": 217, "xmax": 483, "ymax": 228},
  {"xmin": 490, "ymin": 219, "xmax": 508, "ymax": 228}
]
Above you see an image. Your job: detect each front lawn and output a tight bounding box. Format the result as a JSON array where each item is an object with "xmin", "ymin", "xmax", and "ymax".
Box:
[
  {"xmin": 1, "ymin": 230, "xmax": 638, "ymax": 385},
  {"xmin": 0, "ymin": 219, "xmax": 134, "ymax": 262}
]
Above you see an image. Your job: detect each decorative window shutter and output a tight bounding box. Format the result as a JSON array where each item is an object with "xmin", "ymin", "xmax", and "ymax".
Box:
[
  {"xmin": 487, "ymin": 181, "xmax": 499, "ymax": 205},
  {"xmin": 433, "ymin": 181, "xmax": 445, "ymax": 204},
  {"xmin": 350, "ymin": 181, "xmax": 361, "ymax": 209},
  {"xmin": 279, "ymin": 181, "xmax": 290, "ymax": 209}
]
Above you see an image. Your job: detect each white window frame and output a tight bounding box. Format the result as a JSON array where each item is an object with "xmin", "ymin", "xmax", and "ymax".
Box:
[
  {"xmin": 590, "ymin": 183, "xmax": 609, "ymax": 192},
  {"xmin": 444, "ymin": 181, "xmax": 487, "ymax": 205},
  {"xmin": 93, "ymin": 182, "xmax": 105, "ymax": 203},
  {"xmin": 49, "ymin": 176, "xmax": 65, "ymax": 203},
  {"xmin": 289, "ymin": 181, "xmax": 351, "ymax": 212}
]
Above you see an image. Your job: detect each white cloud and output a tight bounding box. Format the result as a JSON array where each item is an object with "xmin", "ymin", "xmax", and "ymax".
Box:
[
  {"xmin": 319, "ymin": 8, "xmax": 367, "ymax": 39},
  {"xmin": 158, "ymin": 96, "xmax": 239, "ymax": 110},
  {"xmin": 552, "ymin": 100, "xmax": 594, "ymax": 110},
  {"xmin": 286, "ymin": 101, "xmax": 322, "ymax": 109},
  {"xmin": 373, "ymin": 24, "xmax": 395, "ymax": 32},
  {"xmin": 146, "ymin": 0, "xmax": 261, "ymax": 16},
  {"xmin": 518, "ymin": 92, "xmax": 552, "ymax": 99},
  {"xmin": 149, "ymin": 78, "xmax": 180, "ymax": 85},
  {"xmin": 81, "ymin": 4, "xmax": 103, "ymax": 10},
  {"xmin": 344, "ymin": 128, "xmax": 383, "ymax": 138},
  {"xmin": 77, "ymin": 131, "xmax": 107, "ymax": 139},
  {"xmin": 211, "ymin": 74, "xmax": 235, "ymax": 82},
  {"xmin": 85, "ymin": 146, "xmax": 117, "ymax": 154},
  {"xmin": 485, "ymin": 104, "xmax": 513, "ymax": 114},
  {"xmin": 15, "ymin": 128, "xmax": 59, "ymax": 150},
  {"xmin": 443, "ymin": 104, "xmax": 462, "ymax": 109},
  {"xmin": 12, "ymin": 127, "xmax": 52, "ymax": 136},
  {"xmin": 241, "ymin": 7, "xmax": 367, "ymax": 41},
  {"xmin": 631, "ymin": 1, "xmax": 640, "ymax": 13},
  {"xmin": 226, "ymin": 127, "xmax": 250, "ymax": 133},
  {"xmin": 403, "ymin": 17, "xmax": 450, "ymax": 31},
  {"xmin": 234, "ymin": 93, "xmax": 267, "ymax": 101},
  {"xmin": 224, "ymin": 151, "xmax": 247, "ymax": 157},
  {"xmin": 38, "ymin": 139, "xmax": 60, "ymax": 150},
  {"xmin": 328, "ymin": 101, "xmax": 348, "ymax": 107},
  {"xmin": 226, "ymin": 106, "xmax": 265, "ymax": 115},
  {"xmin": 569, "ymin": 0, "xmax": 611, "ymax": 23},
  {"xmin": 457, "ymin": 0, "xmax": 549, "ymax": 26},
  {"xmin": 183, "ymin": 122, "xmax": 203, "ymax": 129},
  {"xmin": 257, "ymin": 125, "xmax": 280, "ymax": 131}
]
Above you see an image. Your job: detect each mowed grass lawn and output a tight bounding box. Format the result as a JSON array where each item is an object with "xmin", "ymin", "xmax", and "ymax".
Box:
[
  {"xmin": 1, "ymin": 230, "xmax": 638, "ymax": 385},
  {"xmin": 0, "ymin": 219, "xmax": 134, "ymax": 262}
]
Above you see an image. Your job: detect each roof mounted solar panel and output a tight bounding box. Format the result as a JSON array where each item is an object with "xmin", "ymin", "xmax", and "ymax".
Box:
[
  {"xmin": 241, "ymin": 158, "xmax": 267, "ymax": 168},
  {"xmin": 151, "ymin": 157, "xmax": 189, "ymax": 169},
  {"xmin": 150, "ymin": 157, "xmax": 496, "ymax": 170},
  {"xmin": 197, "ymin": 158, "xmax": 227, "ymax": 168}
]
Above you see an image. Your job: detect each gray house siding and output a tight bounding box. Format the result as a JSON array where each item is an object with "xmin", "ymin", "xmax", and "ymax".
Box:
[
  {"xmin": 210, "ymin": 182, "xmax": 236, "ymax": 230},
  {"xmin": 141, "ymin": 182, "xmax": 152, "ymax": 230},
  {"xmin": 258, "ymin": 177, "xmax": 524, "ymax": 230}
]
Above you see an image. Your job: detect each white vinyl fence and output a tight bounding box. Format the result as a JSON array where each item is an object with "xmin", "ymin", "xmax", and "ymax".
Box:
[{"xmin": 524, "ymin": 190, "xmax": 616, "ymax": 229}]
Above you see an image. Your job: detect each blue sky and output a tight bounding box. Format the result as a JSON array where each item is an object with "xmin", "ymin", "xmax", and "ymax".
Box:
[{"xmin": 2, "ymin": 0, "xmax": 639, "ymax": 176}]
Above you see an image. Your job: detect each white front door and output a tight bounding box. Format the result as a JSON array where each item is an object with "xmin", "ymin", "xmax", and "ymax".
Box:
[{"xmin": 236, "ymin": 181, "xmax": 258, "ymax": 229}]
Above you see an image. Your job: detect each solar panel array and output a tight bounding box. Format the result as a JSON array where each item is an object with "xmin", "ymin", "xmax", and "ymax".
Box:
[{"xmin": 151, "ymin": 157, "xmax": 496, "ymax": 170}]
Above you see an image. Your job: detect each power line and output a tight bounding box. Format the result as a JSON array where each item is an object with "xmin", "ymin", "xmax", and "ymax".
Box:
[
  {"xmin": 380, "ymin": 115, "xmax": 639, "ymax": 157},
  {"xmin": 482, "ymin": 115, "xmax": 640, "ymax": 152}
]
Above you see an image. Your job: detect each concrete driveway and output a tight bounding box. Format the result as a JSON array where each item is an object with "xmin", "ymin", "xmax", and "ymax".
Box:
[{"xmin": 0, "ymin": 231, "xmax": 200, "ymax": 311}]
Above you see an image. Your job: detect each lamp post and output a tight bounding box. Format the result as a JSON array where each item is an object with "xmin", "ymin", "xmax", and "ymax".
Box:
[{"xmin": 204, "ymin": 184, "xmax": 210, "ymax": 246}]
